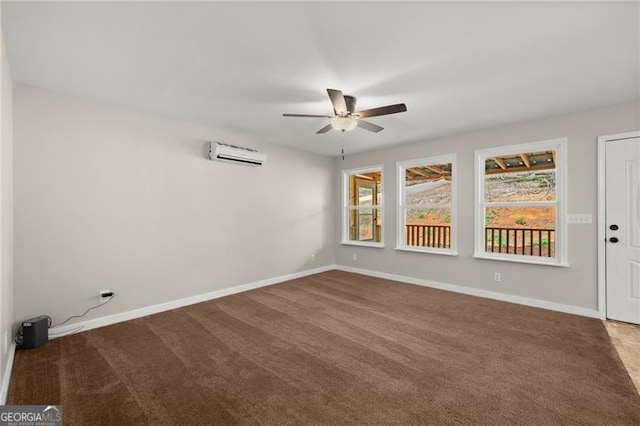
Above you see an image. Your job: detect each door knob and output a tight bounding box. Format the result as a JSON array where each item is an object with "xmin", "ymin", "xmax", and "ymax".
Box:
[
  {"xmin": 609, "ymin": 224, "xmax": 619, "ymax": 231},
  {"xmin": 609, "ymin": 237, "xmax": 619, "ymax": 243}
]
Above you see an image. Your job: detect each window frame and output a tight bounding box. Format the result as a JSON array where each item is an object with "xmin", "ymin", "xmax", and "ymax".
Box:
[
  {"xmin": 341, "ymin": 165, "xmax": 384, "ymax": 248},
  {"xmin": 473, "ymin": 138, "xmax": 568, "ymax": 266},
  {"xmin": 396, "ymin": 154, "xmax": 458, "ymax": 255}
]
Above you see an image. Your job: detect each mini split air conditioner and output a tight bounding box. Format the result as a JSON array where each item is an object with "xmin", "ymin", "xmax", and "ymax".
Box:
[{"xmin": 208, "ymin": 142, "xmax": 267, "ymax": 166}]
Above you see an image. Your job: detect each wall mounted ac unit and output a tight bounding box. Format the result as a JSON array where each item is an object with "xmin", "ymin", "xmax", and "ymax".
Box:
[{"xmin": 208, "ymin": 142, "xmax": 267, "ymax": 166}]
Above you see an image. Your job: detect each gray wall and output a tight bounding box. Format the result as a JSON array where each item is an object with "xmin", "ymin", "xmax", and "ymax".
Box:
[
  {"xmin": 0, "ymin": 31, "xmax": 14, "ymax": 395},
  {"xmin": 10, "ymin": 82, "xmax": 640, "ymax": 332},
  {"xmin": 336, "ymin": 101, "xmax": 640, "ymax": 311},
  {"xmin": 13, "ymin": 84, "xmax": 335, "ymax": 325}
]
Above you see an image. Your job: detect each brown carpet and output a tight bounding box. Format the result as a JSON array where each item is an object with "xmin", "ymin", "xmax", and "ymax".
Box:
[{"xmin": 8, "ymin": 270, "xmax": 640, "ymax": 425}]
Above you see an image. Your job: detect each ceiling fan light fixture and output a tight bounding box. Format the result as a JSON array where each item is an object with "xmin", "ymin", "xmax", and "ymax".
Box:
[
  {"xmin": 331, "ymin": 116, "xmax": 357, "ymax": 132},
  {"xmin": 283, "ymin": 88, "xmax": 406, "ymax": 135}
]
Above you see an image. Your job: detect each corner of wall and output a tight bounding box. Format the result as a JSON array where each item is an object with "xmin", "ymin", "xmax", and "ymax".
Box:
[
  {"xmin": 0, "ymin": 342, "xmax": 15, "ymax": 404},
  {"xmin": 0, "ymin": 29, "xmax": 16, "ymax": 405}
]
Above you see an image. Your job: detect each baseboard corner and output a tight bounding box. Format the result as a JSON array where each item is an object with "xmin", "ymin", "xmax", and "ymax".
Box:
[{"xmin": 0, "ymin": 341, "xmax": 17, "ymax": 405}]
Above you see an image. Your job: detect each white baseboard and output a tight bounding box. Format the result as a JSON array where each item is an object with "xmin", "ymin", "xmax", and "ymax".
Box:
[
  {"xmin": 0, "ymin": 342, "xmax": 16, "ymax": 405},
  {"xmin": 48, "ymin": 262, "xmax": 598, "ymax": 339},
  {"xmin": 335, "ymin": 265, "xmax": 600, "ymax": 319},
  {"xmin": 49, "ymin": 264, "xmax": 337, "ymax": 338}
]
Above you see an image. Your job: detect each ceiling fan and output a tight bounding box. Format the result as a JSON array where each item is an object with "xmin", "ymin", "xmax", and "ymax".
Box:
[{"xmin": 283, "ymin": 89, "xmax": 407, "ymax": 134}]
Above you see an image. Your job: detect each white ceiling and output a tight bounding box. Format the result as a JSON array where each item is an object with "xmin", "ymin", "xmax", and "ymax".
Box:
[{"xmin": 2, "ymin": 1, "xmax": 639, "ymax": 156}]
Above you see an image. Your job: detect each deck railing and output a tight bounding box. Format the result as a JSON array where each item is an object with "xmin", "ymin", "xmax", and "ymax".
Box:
[
  {"xmin": 405, "ymin": 224, "xmax": 555, "ymax": 257},
  {"xmin": 406, "ymin": 224, "xmax": 451, "ymax": 248},
  {"xmin": 485, "ymin": 227, "xmax": 555, "ymax": 257}
]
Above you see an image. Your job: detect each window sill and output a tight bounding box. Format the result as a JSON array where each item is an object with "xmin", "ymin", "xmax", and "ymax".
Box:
[
  {"xmin": 395, "ymin": 246, "xmax": 458, "ymax": 256},
  {"xmin": 473, "ymin": 252, "xmax": 569, "ymax": 267},
  {"xmin": 340, "ymin": 241, "xmax": 385, "ymax": 248}
]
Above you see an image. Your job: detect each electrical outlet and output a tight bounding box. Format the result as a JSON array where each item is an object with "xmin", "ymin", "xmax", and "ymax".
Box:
[
  {"xmin": 99, "ymin": 290, "xmax": 114, "ymax": 304},
  {"xmin": 4, "ymin": 330, "xmax": 8, "ymax": 354},
  {"xmin": 494, "ymin": 272, "xmax": 501, "ymax": 282},
  {"xmin": 353, "ymin": 253, "xmax": 357, "ymax": 261},
  {"xmin": 311, "ymin": 253, "xmax": 316, "ymax": 262}
]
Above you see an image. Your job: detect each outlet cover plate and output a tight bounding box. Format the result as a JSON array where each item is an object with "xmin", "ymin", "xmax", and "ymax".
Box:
[{"xmin": 99, "ymin": 290, "xmax": 112, "ymax": 304}]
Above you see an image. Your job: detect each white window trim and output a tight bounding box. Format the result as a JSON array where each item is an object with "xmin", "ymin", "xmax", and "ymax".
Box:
[
  {"xmin": 339, "ymin": 240, "xmax": 385, "ymax": 248},
  {"xmin": 473, "ymin": 138, "xmax": 569, "ymax": 267},
  {"xmin": 396, "ymin": 154, "xmax": 458, "ymax": 255},
  {"xmin": 341, "ymin": 165, "xmax": 384, "ymax": 248}
]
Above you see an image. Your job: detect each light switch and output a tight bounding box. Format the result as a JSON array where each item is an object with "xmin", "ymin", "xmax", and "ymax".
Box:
[{"xmin": 567, "ymin": 214, "xmax": 592, "ymax": 224}]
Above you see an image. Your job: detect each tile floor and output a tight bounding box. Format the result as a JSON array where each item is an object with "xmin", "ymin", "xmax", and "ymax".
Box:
[{"xmin": 605, "ymin": 320, "xmax": 640, "ymax": 393}]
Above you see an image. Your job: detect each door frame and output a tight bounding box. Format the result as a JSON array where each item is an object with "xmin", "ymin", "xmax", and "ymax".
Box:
[
  {"xmin": 354, "ymin": 179, "xmax": 378, "ymax": 242},
  {"xmin": 597, "ymin": 131, "xmax": 640, "ymax": 320}
]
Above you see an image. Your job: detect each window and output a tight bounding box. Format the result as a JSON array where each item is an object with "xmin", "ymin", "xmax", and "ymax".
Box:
[
  {"xmin": 342, "ymin": 166, "xmax": 383, "ymax": 247},
  {"xmin": 397, "ymin": 155, "xmax": 457, "ymax": 254},
  {"xmin": 474, "ymin": 139, "xmax": 567, "ymax": 266}
]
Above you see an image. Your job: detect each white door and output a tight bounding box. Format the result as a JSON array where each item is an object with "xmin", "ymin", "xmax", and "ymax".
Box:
[{"xmin": 606, "ymin": 135, "xmax": 640, "ymax": 324}]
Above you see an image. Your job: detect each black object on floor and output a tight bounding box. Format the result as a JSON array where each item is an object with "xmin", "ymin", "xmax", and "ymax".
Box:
[{"xmin": 20, "ymin": 315, "xmax": 49, "ymax": 349}]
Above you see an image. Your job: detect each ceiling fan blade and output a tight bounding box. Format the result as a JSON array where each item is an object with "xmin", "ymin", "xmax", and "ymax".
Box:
[
  {"xmin": 283, "ymin": 113, "xmax": 333, "ymax": 118},
  {"xmin": 327, "ymin": 89, "xmax": 347, "ymax": 115},
  {"xmin": 316, "ymin": 124, "xmax": 333, "ymax": 134},
  {"xmin": 357, "ymin": 119, "xmax": 384, "ymax": 133},
  {"xmin": 356, "ymin": 103, "xmax": 407, "ymax": 118}
]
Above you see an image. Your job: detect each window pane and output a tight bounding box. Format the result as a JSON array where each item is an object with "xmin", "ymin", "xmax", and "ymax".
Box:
[
  {"xmin": 348, "ymin": 171, "xmax": 381, "ymax": 207},
  {"xmin": 344, "ymin": 167, "xmax": 382, "ymax": 245},
  {"xmin": 484, "ymin": 151, "xmax": 556, "ymax": 202},
  {"xmin": 358, "ymin": 211, "xmax": 374, "ymax": 240},
  {"xmin": 348, "ymin": 208, "xmax": 381, "ymax": 242},
  {"xmin": 404, "ymin": 207, "xmax": 451, "ymax": 248},
  {"xmin": 484, "ymin": 206, "xmax": 555, "ymax": 257},
  {"xmin": 359, "ymin": 185, "xmax": 374, "ymax": 206},
  {"xmin": 405, "ymin": 163, "xmax": 452, "ymax": 206},
  {"xmin": 398, "ymin": 157, "xmax": 455, "ymax": 253}
]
